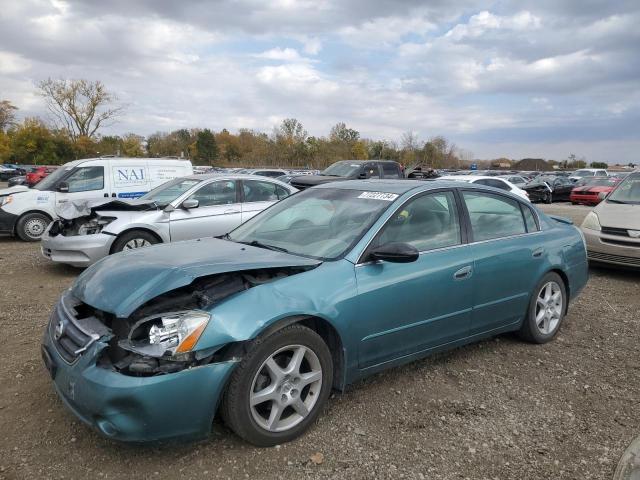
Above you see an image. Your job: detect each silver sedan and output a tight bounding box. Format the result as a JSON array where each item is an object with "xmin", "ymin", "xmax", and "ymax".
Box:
[{"xmin": 41, "ymin": 174, "xmax": 297, "ymax": 267}]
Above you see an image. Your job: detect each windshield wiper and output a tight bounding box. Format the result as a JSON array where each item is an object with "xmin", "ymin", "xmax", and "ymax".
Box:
[
  {"xmin": 243, "ymin": 240, "xmax": 289, "ymax": 253},
  {"xmin": 217, "ymin": 233, "xmax": 231, "ymax": 240},
  {"xmin": 607, "ymin": 199, "xmax": 630, "ymax": 204}
]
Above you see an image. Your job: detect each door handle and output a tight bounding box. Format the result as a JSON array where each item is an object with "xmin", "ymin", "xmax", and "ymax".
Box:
[
  {"xmin": 224, "ymin": 209, "xmax": 240, "ymax": 214},
  {"xmin": 532, "ymin": 247, "xmax": 545, "ymax": 258},
  {"xmin": 454, "ymin": 265, "xmax": 473, "ymax": 280}
]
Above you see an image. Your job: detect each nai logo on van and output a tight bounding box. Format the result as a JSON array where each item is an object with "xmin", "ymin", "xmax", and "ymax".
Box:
[{"xmin": 113, "ymin": 167, "xmax": 148, "ymax": 187}]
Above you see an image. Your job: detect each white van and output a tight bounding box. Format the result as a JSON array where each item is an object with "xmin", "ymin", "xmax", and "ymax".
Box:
[{"xmin": 0, "ymin": 157, "xmax": 193, "ymax": 241}]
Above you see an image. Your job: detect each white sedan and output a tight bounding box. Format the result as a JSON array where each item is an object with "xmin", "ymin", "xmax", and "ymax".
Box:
[
  {"xmin": 41, "ymin": 174, "xmax": 297, "ymax": 267},
  {"xmin": 438, "ymin": 175, "xmax": 530, "ymax": 201}
]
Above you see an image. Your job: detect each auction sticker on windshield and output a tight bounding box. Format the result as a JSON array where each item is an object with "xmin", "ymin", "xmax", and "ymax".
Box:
[{"xmin": 357, "ymin": 192, "xmax": 399, "ymax": 201}]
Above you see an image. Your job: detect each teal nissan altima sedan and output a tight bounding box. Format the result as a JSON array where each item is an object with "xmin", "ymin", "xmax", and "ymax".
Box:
[{"xmin": 42, "ymin": 179, "xmax": 588, "ymax": 446}]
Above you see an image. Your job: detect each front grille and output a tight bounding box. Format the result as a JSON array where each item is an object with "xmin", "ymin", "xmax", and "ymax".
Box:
[
  {"xmin": 601, "ymin": 238, "xmax": 640, "ymax": 248},
  {"xmin": 588, "ymin": 250, "xmax": 640, "ymax": 266},
  {"xmin": 601, "ymin": 226, "xmax": 630, "ymax": 237},
  {"xmin": 49, "ymin": 295, "xmax": 100, "ymax": 364}
]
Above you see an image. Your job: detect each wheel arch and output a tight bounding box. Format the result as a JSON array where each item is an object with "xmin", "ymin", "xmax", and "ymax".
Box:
[
  {"xmin": 109, "ymin": 227, "xmax": 163, "ymax": 253},
  {"xmin": 549, "ymin": 268, "xmax": 570, "ymax": 314},
  {"xmin": 253, "ymin": 314, "xmax": 346, "ymax": 391},
  {"xmin": 15, "ymin": 209, "xmax": 53, "ymax": 234}
]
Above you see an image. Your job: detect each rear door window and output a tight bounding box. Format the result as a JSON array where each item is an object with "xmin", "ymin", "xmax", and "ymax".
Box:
[
  {"xmin": 462, "ymin": 192, "xmax": 527, "ymax": 242},
  {"xmin": 243, "ymin": 180, "xmax": 288, "ymax": 202}
]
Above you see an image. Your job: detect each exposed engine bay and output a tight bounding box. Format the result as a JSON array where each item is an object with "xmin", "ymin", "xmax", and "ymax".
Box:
[
  {"xmin": 49, "ymin": 198, "xmax": 160, "ymax": 237},
  {"xmin": 80, "ymin": 267, "xmax": 311, "ymax": 376}
]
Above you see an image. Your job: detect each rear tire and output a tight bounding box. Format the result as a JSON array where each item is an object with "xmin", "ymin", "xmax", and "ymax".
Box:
[
  {"xmin": 221, "ymin": 324, "xmax": 333, "ymax": 447},
  {"xmin": 518, "ymin": 272, "xmax": 567, "ymax": 343},
  {"xmin": 111, "ymin": 230, "xmax": 159, "ymax": 253},
  {"xmin": 16, "ymin": 212, "xmax": 51, "ymax": 241}
]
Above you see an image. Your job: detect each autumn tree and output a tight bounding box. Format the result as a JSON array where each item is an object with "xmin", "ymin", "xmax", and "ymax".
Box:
[
  {"xmin": 329, "ymin": 122, "xmax": 360, "ymax": 143},
  {"xmin": 37, "ymin": 78, "xmax": 124, "ymax": 141},
  {"xmin": 0, "ymin": 100, "xmax": 18, "ymax": 132}
]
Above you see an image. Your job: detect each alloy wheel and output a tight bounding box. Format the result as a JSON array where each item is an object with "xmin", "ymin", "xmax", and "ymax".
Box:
[
  {"xmin": 124, "ymin": 238, "xmax": 152, "ymax": 249},
  {"xmin": 535, "ymin": 281, "xmax": 563, "ymax": 334},
  {"xmin": 249, "ymin": 345, "xmax": 322, "ymax": 433}
]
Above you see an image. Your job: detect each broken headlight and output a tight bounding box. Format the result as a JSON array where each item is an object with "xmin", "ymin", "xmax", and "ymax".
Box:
[
  {"xmin": 77, "ymin": 217, "xmax": 116, "ymax": 235},
  {"xmin": 120, "ymin": 311, "xmax": 211, "ymax": 358}
]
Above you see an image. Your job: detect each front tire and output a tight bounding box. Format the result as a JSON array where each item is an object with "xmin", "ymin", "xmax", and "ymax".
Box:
[
  {"xmin": 111, "ymin": 230, "xmax": 159, "ymax": 253},
  {"xmin": 518, "ymin": 272, "xmax": 567, "ymax": 343},
  {"xmin": 545, "ymin": 192, "xmax": 553, "ymax": 204},
  {"xmin": 221, "ymin": 324, "xmax": 333, "ymax": 446},
  {"xmin": 16, "ymin": 212, "xmax": 51, "ymax": 241}
]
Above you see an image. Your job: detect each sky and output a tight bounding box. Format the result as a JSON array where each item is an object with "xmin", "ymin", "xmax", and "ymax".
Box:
[{"xmin": 0, "ymin": 0, "xmax": 639, "ymax": 163}]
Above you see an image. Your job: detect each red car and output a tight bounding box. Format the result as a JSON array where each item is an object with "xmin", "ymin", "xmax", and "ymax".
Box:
[
  {"xmin": 25, "ymin": 166, "xmax": 56, "ymax": 186},
  {"xmin": 570, "ymin": 177, "xmax": 619, "ymax": 205}
]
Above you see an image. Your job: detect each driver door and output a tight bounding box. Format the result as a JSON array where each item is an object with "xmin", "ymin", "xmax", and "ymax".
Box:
[
  {"xmin": 354, "ymin": 190, "xmax": 474, "ymax": 369},
  {"xmin": 169, "ymin": 180, "xmax": 242, "ymax": 241},
  {"xmin": 54, "ymin": 166, "xmax": 108, "ymax": 208}
]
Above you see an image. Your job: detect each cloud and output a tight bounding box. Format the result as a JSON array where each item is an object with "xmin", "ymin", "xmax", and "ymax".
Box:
[
  {"xmin": 255, "ymin": 47, "xmax": 305, "ymax": 62},
  {"xmin": 0, "ymin": 0, "xmax": 638, "ymax": 162}
]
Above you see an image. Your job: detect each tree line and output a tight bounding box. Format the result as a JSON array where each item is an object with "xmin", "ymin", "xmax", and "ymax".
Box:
[{"xmin": 1, "ymin": 78, "xmax": 613, "ymax": 170}]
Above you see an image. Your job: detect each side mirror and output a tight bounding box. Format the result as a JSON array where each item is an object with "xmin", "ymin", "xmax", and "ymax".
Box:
[
  {"xmin": 370, "ymin": 242, "xmax": 419, "ymax": 263},
  {"xmin": 57, "ymin": 182, "xmax": 69, "ymax": 193},
  {"xmin": 182, "ymin": 199, "xmax": 199, "ymax": 209},
  {"xmin": 598, "ymin": 192, "xmax": 608, "ymax": 201},
  {"xmin": 358, "ymin": 172, "xmax": 368, "ymax": 179}
]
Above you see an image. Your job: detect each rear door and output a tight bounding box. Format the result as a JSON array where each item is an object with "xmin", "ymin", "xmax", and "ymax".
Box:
[
  {"xmin": 169, "ymin": 179, "xmax": 242, "ymax": 241},
  {"xmin": 240, "ymin": 179, "xmax": 292, "ymax": 223},
  {"xmin": 461, "ymin": 190, "xmax": 540, "ymax": 334},
  {"xmin": 355, "ymin": 189, "xmax": 474, "ymax": 369}
]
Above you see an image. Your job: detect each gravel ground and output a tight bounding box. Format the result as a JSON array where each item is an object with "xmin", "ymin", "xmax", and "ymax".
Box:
[{"xmin": 0, "ymin": 201, "xmax": 639, "ymax": 480}]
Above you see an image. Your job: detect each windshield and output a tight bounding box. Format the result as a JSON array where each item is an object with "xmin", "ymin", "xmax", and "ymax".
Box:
[
  {"xmin": 140, "ymin": 178, "xmax": 201, "ymax": 206},
  {"xmin": 572, "ymin": 170, "xmax": 595, "ymax": 178},
  {"xmin": 321, "ymin": 161, "xmax": 362, "ymax": 177},
  {"xmin": 32, "ymin": 167, "xmax": 67, "ymax": 191},
  {"xmin": 227, "ymin": 188, "xmax": 395, "ymax": 260},
  {"xmin": 608, "ymin": 172, "xmax": 640, "ymax": 204}
]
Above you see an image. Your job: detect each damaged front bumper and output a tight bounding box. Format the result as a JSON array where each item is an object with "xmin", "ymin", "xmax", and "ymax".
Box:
[
  {"xmin": 42, "ymin": 303, "xmax": 237, "ymax": 442},
  {"xmin": 41, "ymin": 230, "xmax": 116, "ymax": 267}
]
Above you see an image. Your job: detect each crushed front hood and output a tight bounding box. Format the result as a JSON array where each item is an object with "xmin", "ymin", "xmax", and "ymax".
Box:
[
  {"xmin": 57, "ymin": 198, "xmax": 160, "ymax": 220},
  {"xmin": 72, "ymin": 237, "xmax": 321, "ymax": 318}
]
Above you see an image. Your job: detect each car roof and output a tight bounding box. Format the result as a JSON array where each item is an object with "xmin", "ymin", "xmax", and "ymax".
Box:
[
  {"xmin": 439, "ymin": 175, "xmax": 505, "ymax": 181},
  {"xmin": 313, "ymin": 179, "xmax": 468, "ymax": 194},
  {"xmin": 182, "ymin": 173, "xmax": 291, "ymax": 182}
]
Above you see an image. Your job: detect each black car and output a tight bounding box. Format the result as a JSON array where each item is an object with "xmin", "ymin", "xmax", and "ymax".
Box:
[
  {"xmin": 522, "ymin": 175, "xmax": 574, "ymax": 203},
  {"xmin": 290, "ymin": 160, "xmax": 403, "ymax": 189}
]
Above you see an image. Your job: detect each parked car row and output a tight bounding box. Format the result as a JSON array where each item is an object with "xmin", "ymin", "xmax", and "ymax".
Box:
[{"xmin": 2, "ymin": 154, "xmax": 635, "ymax": 447}]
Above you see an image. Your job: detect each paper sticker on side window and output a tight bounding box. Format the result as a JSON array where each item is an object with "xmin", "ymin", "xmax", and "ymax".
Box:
[{"xmin": 357, "ymin": 192, "xmax": 399, "ymax": 201}]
